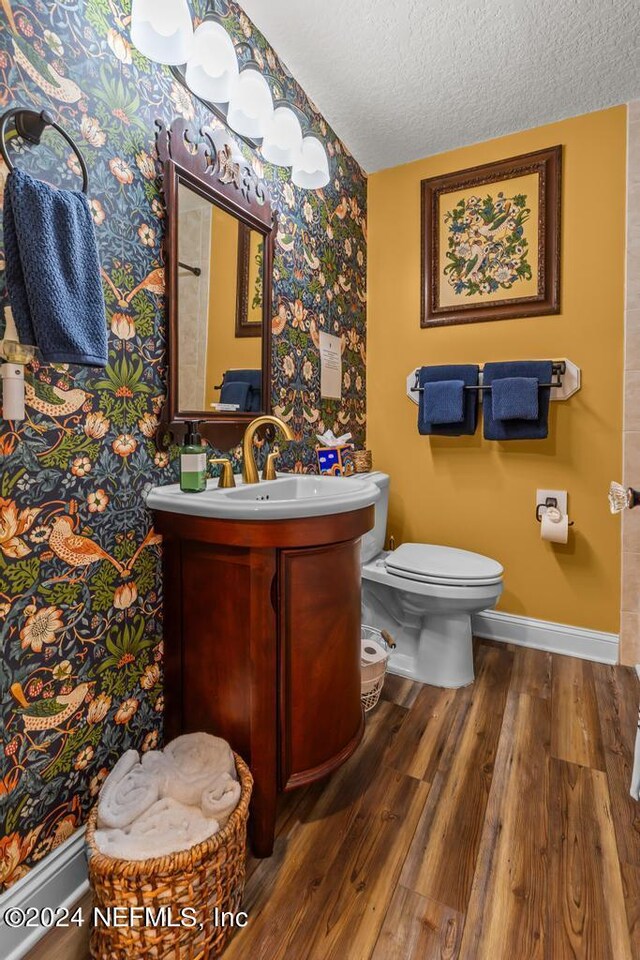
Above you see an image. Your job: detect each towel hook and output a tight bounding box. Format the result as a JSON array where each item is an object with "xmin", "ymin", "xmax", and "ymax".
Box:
[{"xmin": 0, "ymin": 107, "xmax": 89, "ymax": 194}]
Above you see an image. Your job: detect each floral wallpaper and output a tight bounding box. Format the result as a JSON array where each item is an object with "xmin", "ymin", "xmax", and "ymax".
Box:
[{"xmin": 0, "ymin": 0, "xmax": 366, "ymax": 890}]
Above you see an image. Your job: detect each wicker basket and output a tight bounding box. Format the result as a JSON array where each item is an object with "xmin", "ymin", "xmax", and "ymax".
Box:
[
  {"xmin": 86, "ymin": 753, "xmax": 253, "ymax": 960},
  {"xmin": 361, "ymin": 625, "xmax": 394, "ymax": 712},
  {"xmin": 361, "ymin": 673, "xmax": 387, "ymax": 712},
  {"xmin": 352, "ymin": 449, "xmax": 373, "ymax": 473}
]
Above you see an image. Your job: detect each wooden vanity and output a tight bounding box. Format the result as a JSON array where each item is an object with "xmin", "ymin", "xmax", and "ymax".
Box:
[
  {"xmin": 153, "ymin": 121, "xmax": 375, "ymax": 856},
  {"xmin": 153, "ymin": 504, "xmax": 373, "ymax": 856}
]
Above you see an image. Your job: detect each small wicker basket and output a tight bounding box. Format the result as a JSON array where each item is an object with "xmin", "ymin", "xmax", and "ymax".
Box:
[
  {"xmin": 352, "ymin": 449, "xmax": 373, "ymax": 473},
  {"xmin": 361, "ymin": 625, "xmax": 394, "ymax": 712},
  {"xmin": 86, "ymin": 753, "xmax": 253, "ymax": 960}
]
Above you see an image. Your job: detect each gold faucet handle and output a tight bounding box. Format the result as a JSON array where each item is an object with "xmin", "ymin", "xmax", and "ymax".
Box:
[
  {"xmin": 262, "ymin": 451, "xmax": 279, "ymax": 481},
  {"xmin": 209, "ymin": 458, "xmax": 236, "ymax": 488}
]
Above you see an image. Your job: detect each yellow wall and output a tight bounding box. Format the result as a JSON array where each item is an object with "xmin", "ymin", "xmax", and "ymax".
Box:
[
  {"xmin": 205, "ymin": 206, "xmax": 262, "ymax": 406},
  {"xmin": 367, "ymin": 107, "xmax": 626, "ymax": 633}
]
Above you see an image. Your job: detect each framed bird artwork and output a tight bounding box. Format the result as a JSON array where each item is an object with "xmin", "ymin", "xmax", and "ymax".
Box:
[
  {"xmin": 421, "ymin": 146, "xmax": 561, "ymax": 327},
  {"xmin": 235, "ymin": 223, "xmax": 264, "ymax": 338}
]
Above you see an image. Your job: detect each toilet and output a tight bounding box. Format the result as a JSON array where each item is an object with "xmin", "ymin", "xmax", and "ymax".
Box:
[{"xmin": 357, "ymin": 472, "xmax": 503, "ymax": 688}]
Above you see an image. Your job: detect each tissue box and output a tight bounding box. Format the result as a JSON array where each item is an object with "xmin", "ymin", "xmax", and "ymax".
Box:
[{"xmin": 316, "ymin": 444, "xmax": 354, "ymax": 476}]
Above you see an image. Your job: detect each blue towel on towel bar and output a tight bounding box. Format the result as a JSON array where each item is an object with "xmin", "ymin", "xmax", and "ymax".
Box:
[
  {"xmin": 483, "ymin": 361, "xmax": 553, "ymax": 440},
  {"xmin": 423, "ymin": 379, "xmax": 465, "ymax": 424},
  {"xmin": 418, "ymin": 365, "xmax": 479, "ymax": 436},
  {"xmin": 3, "ymin": 168, "xmax": 107, "ymax": 366},
  {"xmin": 492, "ymin": 377, "xmax": 539, "ymax": 420},
  {"xmin": 222, "ymin": 369, "xmax": 262, "ymax": 411},
  {"xmin": 220, "ymin": 380, "xmax": 251, "ymax": 410}
]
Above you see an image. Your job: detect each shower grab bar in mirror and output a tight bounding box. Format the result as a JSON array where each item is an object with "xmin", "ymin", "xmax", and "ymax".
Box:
[{"xmin": 178, "ymin": 261, "xmax": 202, "ymax": 276}]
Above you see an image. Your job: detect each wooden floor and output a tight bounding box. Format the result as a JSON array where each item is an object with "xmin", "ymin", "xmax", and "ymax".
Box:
[{"xmin": 26, "ymin": 640, "xmax": 640, "ymax": 960}]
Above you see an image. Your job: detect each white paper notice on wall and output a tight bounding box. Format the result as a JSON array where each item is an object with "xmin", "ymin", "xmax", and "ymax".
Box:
[{"xmin": 319, "ymin": 331, "xmax": 342, "ymax": 400}]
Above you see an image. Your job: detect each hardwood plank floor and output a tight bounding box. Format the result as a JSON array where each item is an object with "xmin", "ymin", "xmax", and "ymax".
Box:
[
  {"xmin": 551, "ymin": 656, "xmax": 606, "ymax": 771},
  {"xmin": 548, "ymin": 759, "xmax": 631, "ymax": 960},
  {"xmin": 510, "ymin": 645, "xmax": 552, "ymax": 699},
  {"xmin": 592, "ymin": 662, "xmax": 640, "ymax": 866},
  {"xmin": 383, "ymin": 681, "xmax": 460, "ymax": 782},
  {"xmin": 24, "ymin": 642, "xmax": 640, "ymax": 960},
  {"xmin": 371, "ymin": 887, "xmax": 463, "ymax": 960},
  {"xmin": 621, "ymin": 861, "xmax": 640, "ymax": 959},
  {"xmin": 398, "ymin": 644, "xmax": 513, "ymax": 911},
  {"xmin": 458, "ymin": 691, "xmax": 550, "ymax": 959}
]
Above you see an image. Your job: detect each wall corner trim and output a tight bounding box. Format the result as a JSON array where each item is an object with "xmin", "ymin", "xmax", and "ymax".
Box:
[
  {"xmin": 0, "ymin": 827, "xmax": 88, "ymax": 960},
  {"xmin": 473, "ymin": 610, "xmax": 619, "ymax": 663}
]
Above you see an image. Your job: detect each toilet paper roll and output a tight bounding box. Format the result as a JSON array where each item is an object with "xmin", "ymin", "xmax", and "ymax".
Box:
[
  {"xmin": 541, "ymin": 507, "xmax": 569, "ymax": 543},
  {"xmin": 361, "ymin": 638, "xmax": 388, "ymax": 666}
]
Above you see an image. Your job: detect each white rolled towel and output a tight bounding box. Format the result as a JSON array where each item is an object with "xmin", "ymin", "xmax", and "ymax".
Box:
[
  {"xmin": 201, "ymin": 773, "xmax": 241, "ymax": 828},
  {"xmin": 141, "ymin": 733, "xmax": 236, "ymax": 805},
  {"xmin": 97, "ymin": 749, "xmax": 160, "ymax": 830},
  {"xmin": 94, "ymin": 797, "xmax": 219, "ymax": 861}
]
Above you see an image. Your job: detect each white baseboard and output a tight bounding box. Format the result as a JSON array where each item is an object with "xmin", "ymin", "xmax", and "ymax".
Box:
[
  {"xmin": 0, "ymin": 827, "xmax": 88, "ymax": 960},
  {"xmin": 473, "ymin": 610, "xmax": 619, "ymax": 664}
]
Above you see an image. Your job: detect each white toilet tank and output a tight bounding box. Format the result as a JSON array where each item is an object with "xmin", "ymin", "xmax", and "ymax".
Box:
[{"xmin": 356, "ymin": 471, "xmax": 389, "ymax": 563}]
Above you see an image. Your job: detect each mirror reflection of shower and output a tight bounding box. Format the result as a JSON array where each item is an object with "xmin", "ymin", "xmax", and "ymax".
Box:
[{"xmin": 176, "ymin": 182, "xmax": 264, "ymax": 413}]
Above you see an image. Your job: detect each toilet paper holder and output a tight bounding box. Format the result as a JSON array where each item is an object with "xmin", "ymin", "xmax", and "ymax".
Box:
[{"xmin": 535, "ymin": 497, "xmax": 574, "ymax": 525}]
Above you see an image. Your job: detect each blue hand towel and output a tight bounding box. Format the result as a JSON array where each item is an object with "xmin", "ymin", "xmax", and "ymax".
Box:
[
  {"xmin": 223, "ymin": 369, "xmax": 262, "ymax": 411},
  {"xmin": 423, "ymin": 379, "xmax": 465, "ymax": 424},
  {"xmin": 3, "ymin": 169, "xmax": 107, "ymax": 366},
  {"xmin": 417, "ymin": 365, "xmax": 479, "ymax": 436},
  {"xmin": 492, "ymin": 377, "xmax": 539, "ymax": 420},
  {"xmin": 220, "ymin": 380, "xmax": 251, "ymax": 410},
  {"xmin": 483, "ymin": 361, "xmax": 553, "ymax": 440}
]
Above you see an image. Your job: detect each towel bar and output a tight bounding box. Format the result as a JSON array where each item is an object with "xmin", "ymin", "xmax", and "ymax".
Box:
[
  {"xmin": 0, "ymin": 107, "xmax": 89, "ymax": 193},
  {"xmin": 406, "ymin": 359, "xmax": 581, "ymax": 405},
  {"xmin": 412, "ymin": 362, "xmax": 565, "ymax": 394}
]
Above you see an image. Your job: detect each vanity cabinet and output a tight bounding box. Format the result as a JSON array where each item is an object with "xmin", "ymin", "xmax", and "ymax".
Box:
[{"xmin": 153, "ymin": 505, "xmax": 373, "ymax": 857}]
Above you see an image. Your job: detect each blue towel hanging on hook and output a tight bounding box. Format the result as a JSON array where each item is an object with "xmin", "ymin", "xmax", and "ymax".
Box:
[{"xmin": 3, "ymin": 168, "xmax": 107, "ymax": 366}]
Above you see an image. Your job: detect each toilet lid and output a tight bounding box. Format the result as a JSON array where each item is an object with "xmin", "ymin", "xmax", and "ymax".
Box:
[{"xmin": 385, "ymin": 543, "xmax": 503, "ymax": 585}]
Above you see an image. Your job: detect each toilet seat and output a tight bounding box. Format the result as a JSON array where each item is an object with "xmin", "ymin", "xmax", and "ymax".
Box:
[{"xmin": 384, "ymin": 543, "xmax": 503, "ymax": 586}]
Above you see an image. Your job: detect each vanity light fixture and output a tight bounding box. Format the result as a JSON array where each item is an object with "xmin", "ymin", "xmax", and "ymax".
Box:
[
  {"xmin": 185, "ymin": 19, "xmax": 239, "ymax": 104},
  {"xmin": 227, "ymin": 64, "xmax": 274, "ymax": 140},
  {"xmin": 130, "ymin": 4, "xmax": 331, "ymax": 189},
  {"xmin": 130, "ymin": 0, "xmax": 194, "ymax": 66},
  {"xmin": 292, "ymin": 136, "xmax": 331, "ymax": 190},
  {"xmin": 261, "ymin": 105, "xmax": 303, "ymax": 167}
]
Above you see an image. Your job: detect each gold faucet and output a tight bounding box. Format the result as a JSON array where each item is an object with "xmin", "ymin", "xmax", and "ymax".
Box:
[{"xmin": 242, "ymin": 415, "xmax": 294, "ymax": 484}]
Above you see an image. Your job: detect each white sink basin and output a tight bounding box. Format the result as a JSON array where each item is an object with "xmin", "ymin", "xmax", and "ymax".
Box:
[{"xmin": 146, "ymin": 473, "xmax": 380, "ymax": 520}]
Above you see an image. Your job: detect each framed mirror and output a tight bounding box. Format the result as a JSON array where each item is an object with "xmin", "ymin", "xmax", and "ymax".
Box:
[{"xmin": 157, "ymin": 119, "xmax": 276, "ymax": 446}]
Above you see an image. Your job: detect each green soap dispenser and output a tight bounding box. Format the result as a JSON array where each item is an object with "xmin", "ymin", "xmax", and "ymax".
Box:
[{"xmin": 180, "ymin": 421, "xmax": 207, "ymax": 492}]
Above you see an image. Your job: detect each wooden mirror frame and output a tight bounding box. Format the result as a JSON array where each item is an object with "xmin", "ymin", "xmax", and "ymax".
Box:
[{"xmin": 156, "ymin": 118, "xmax": 276, "ymax": 448}]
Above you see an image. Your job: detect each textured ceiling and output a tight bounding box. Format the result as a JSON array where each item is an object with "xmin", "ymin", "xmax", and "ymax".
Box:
[{"xmin": 239, "ymin": 0, "xmax": 640, "ymax": 172}]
